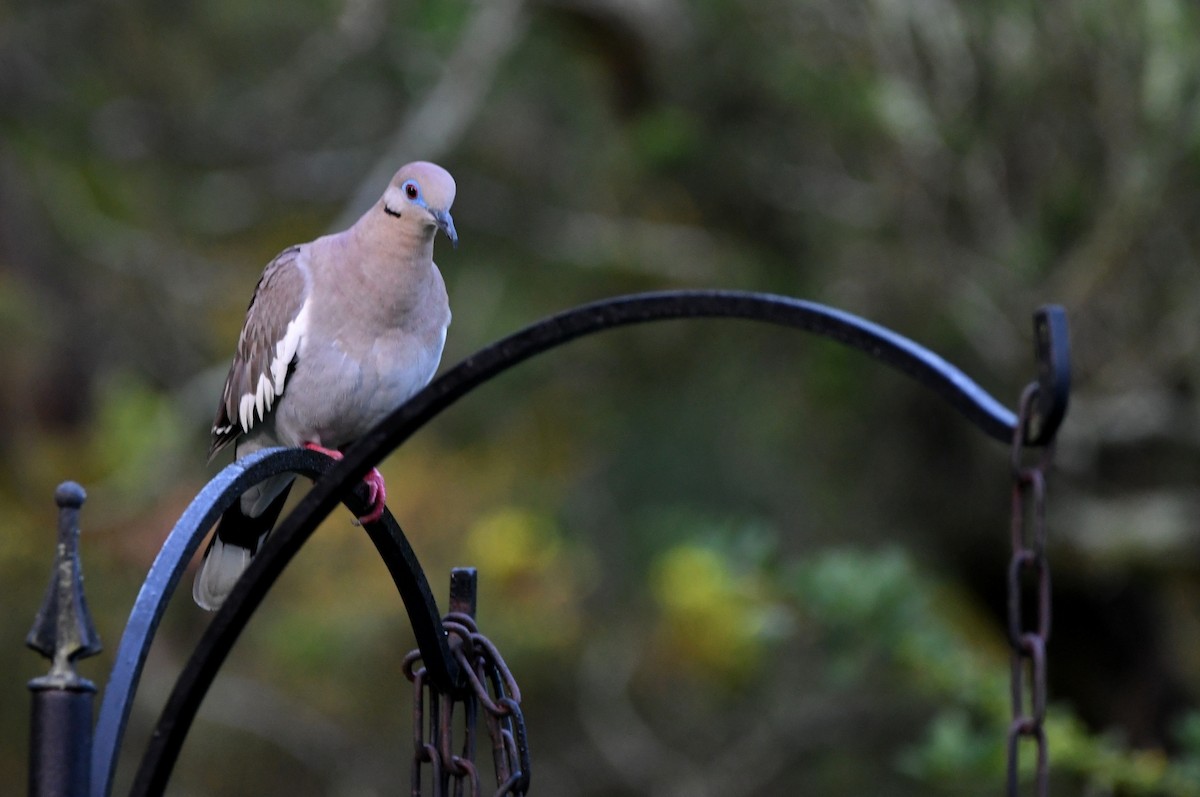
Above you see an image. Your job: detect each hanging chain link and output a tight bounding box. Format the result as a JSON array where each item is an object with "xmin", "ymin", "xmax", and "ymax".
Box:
[
  {"xmin": 1006, "ymin": 383, "xmax": 1055, "ymax": 797},
  {"xmin": 405, "ymin": 612, "xmax": 530, "ymax": 797}
]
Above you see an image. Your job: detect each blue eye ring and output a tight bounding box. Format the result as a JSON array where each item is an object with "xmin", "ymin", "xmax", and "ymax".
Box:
[{"xmin": 403, "ymin": 180, "xmax": 420, "ymax": 200}]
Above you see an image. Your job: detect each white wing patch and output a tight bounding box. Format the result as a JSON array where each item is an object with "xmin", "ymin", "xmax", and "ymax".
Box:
[{"xmin": 236, "ymin": 298, "xmax": 310, "ymax": 434}]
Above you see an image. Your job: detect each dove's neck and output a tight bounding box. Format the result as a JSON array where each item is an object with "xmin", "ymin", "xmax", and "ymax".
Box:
[
  {"xmin": 332, "ymin": 209, "xmax": 442, "ymax": 319},
  {"xmin": 355, "ymin": 204, "xmax": 436, "ymax": 263}
]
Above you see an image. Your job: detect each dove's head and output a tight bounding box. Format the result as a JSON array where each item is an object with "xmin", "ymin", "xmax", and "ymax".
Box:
[{"xmin": 381, "ymin": 161, "xmax": 459, "ymax": 248}]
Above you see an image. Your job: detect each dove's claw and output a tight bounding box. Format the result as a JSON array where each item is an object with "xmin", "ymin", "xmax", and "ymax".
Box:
[{"xmin": 303, "ymin": 443, "xmax": 387, "ymax": 524}]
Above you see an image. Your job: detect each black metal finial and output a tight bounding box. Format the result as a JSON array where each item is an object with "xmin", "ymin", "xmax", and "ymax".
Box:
[
  {"xmin": 449, "ymin": 567, "xmax": 478, "ymax": 618},
  {"xmin": 27, "ymin": 481, "xmax": 102, "ymax": 690}
]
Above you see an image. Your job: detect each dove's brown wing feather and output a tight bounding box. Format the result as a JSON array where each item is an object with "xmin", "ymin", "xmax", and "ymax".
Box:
[{"xmin": 209, "ymin": 246, "xmax": 309, "ymax": 459}]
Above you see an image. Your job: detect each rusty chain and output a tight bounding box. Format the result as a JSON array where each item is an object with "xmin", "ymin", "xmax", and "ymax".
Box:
[
  {"xmin": 405, "ymin": 611, "xmax": 530, "ymax": 797},
  {"xmin": 1006, "ymin": 383, "xmax": 1055, "ymax": 796}
]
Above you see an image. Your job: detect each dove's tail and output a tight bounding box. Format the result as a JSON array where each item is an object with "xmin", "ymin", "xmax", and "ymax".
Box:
[{"xmin": 193, "ymin": 479, "xmax": 294, "ymax": 611}]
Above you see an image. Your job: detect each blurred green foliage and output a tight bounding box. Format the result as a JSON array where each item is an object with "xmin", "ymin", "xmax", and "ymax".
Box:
[{"xmin": 3, "ymin": 0, "xmax": 1200, "ymax": 794}]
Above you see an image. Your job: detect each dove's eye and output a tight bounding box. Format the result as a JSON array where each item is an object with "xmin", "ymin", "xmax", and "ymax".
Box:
[{"xmin": 403, "ymin": 181, "xmax": 420, "ymax": 200}]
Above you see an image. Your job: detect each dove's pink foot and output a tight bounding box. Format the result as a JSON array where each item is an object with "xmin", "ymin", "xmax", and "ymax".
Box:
[
  {"xmin": 357, "ymin": 469, "xmax": 387, "ymax": 524},
  {"xmin": 304, "ymin": 443, "xmax": 388, "ymax": 524}
]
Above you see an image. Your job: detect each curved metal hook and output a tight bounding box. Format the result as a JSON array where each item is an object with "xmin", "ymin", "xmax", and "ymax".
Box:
[
  {"xmin": 125, "ymin": 290, "xmax": 1071, "ymax": 795},
  {"xmin": 93, "ymin": 447, "xmax": 455, "ymax": 797},
  {"xmin": 1029, "ymin": 305, "xmax": 1070, "ymax": 446},
  {"xmin": 357, "ymin": 290, "xmax": 1066, "ymax": 450}
]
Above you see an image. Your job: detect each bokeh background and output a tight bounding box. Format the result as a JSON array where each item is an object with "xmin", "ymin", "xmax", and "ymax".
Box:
[{"xmin": 4, "ymin": 0, "xmax": 1200, "ymax": 794}]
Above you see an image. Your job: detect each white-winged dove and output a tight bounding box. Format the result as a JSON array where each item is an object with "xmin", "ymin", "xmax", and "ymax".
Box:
[{"xmin": 193, "ymin": 161, "xmax": 457, "ymax": 611}]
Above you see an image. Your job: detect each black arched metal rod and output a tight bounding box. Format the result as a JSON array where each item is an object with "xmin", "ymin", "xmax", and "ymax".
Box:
[
  {"xmin": 130, "ymin": 290, "xmax": 1070, "ymax": 796},
  {"xmin": 93, "ymin": 447, "xmax": 455, "ymax": 797}
]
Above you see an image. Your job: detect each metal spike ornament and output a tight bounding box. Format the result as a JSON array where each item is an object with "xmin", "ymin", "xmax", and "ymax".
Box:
[{"xmin": 27, "ymin": 481, "xmax": 102, "ymax": 688}]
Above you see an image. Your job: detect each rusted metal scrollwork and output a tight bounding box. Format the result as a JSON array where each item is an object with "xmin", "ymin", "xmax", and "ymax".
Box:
[{"xmin": 405, "ymin": 569, "xmax": 530, "ymax": 797}]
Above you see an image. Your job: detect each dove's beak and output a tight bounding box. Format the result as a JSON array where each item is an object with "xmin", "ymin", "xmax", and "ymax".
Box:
[{"xmin": 434, "ymin": 209, "xmax": 458, "ymax": 249}]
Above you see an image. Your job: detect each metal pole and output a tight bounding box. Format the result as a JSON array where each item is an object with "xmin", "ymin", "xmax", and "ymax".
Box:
[
  {"xmin": 26, "ymin": 482, "xmax": 102, "ymax": 797},
  {"xmin": 28, "ymin": 687, "xmax": 95, "ymax": 797}
]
